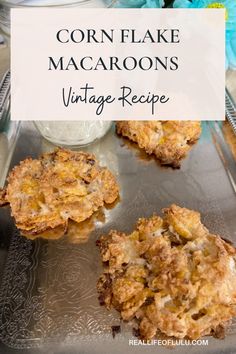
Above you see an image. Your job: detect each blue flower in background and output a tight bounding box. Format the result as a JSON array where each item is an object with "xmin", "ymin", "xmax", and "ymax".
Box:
[
  {"xmin": 173, "ymin": 0, "xmax": 236, "ymax": 31},
  {"xmin": 142, "ymin": 0, "xmax": 164, "ymax": 8},
  {"xmin": 226, "ymin": 30, "xmax": 236, "ymax": 69},
  {"xmin": 173, "ymin": 0, "xmax": 236, "ymax": 69},
  {"xmin": 116, "ymin": 0, "xmax": 146, "ymax": 7}
]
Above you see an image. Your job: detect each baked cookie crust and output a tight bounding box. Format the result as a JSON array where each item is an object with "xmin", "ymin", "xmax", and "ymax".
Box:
[
  {"xmin": 97, "ymin": 204, "xmax": 236, "ymax": 340},
  {"xmin": 2, "ymin": 148, "xmax": 119, "ymax": 237},
  {"xmin": 116, "ymin": 121, "xmax": 201, "ymax": 167}
]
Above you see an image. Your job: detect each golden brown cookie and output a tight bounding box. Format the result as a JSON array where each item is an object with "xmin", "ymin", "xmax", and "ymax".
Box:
[
  {"xmin": 97, "ymin": 204, "xmax": 236, "ymax": 340},
  {"xmin": 116, "ymin": 121, "xmax": 201, "ymax": 167},
  {"xmin": 3, "ymin": 148, "xmax": 119, "ymax": 237}
]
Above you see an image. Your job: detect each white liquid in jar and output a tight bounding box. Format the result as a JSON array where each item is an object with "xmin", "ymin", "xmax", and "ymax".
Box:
[
  {"xmin": 34, "ymin": 121, "xmax": 112, "ymax": 146},
  {"xmin": 3, "ymin": 0, "xmax": 87, "ymax": 5}
]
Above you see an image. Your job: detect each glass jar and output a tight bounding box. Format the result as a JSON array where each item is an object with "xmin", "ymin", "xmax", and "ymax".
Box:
[
  {"xmin": 1, "ymin": 0, "xmax": 114, "ymax": 146},
  {"xmin": 34, "ymin": 121, "xmax": 112, "ymax": 146}
]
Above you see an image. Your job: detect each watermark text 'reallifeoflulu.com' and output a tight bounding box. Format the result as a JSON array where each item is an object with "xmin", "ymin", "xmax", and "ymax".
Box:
[{"xmin": 129, "ymin": 339, "xmax": 209, "ymax": 346}]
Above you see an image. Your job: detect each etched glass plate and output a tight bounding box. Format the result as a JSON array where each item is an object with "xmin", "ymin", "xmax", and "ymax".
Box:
[{"xmin": 0, "ymin": 121, "xmax": 236, "ymax": 353}]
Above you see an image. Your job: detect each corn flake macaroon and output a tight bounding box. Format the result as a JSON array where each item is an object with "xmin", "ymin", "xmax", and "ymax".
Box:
[
  {"xmin": 97, "ymin": 204, "xmax": 236, "ymax": 340},
  {"xmin": 1, "ymin": 148, "xmax": 119, "ymax": 238},
  {"xmin": 116, "ymin": 121, "xmax": 201, "ymax": 167}
]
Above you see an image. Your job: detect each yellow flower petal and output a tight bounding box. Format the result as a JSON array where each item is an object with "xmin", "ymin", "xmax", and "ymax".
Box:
[{"xmin": 206, "ymin": 2, "xmax": 228, "ymax": 21}]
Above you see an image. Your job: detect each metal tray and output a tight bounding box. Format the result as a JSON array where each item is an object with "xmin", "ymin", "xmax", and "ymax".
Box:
[{"xmin": 0, "ymin": 121, "xmax": 236, "ymax": 353}]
